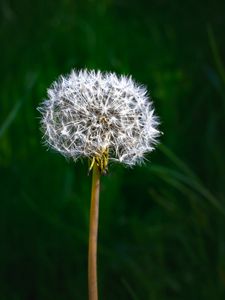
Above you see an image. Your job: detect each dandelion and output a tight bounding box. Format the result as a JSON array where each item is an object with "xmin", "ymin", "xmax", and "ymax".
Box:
[{"xmin": 38, "ymin": 69, "xmax": 160, "ymax": 300}]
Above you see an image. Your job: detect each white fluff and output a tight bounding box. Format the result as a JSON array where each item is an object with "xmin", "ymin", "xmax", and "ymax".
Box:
[{"xmin": 38, "ymin": 69, "xmax": 160, "ymax": 166}]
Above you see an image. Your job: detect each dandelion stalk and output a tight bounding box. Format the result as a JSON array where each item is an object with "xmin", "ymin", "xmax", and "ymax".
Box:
[{"xmin": 88, "ymin": 162, "xmax": 100, "ymax": 300}]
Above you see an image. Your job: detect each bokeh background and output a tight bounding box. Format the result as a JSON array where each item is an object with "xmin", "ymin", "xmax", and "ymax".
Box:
[{"xmin": 1, "ymin": 0, "xmax": 225, "ymax": 299}]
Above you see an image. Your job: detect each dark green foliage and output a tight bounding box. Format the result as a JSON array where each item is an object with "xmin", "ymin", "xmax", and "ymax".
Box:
[{"xmin": 0, "ymin": 0, "xmax": 225, "ymax": 299}]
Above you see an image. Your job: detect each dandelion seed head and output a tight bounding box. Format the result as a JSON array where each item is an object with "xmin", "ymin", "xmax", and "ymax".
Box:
[{"xmin": 38, "ymin": 69, "xmax": 160, "ymax": 167}]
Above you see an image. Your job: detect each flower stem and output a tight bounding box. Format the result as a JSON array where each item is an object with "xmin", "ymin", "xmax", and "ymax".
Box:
[{"xmin": 88, "ymin": 163, "xmax": 100, "ymax": 300}]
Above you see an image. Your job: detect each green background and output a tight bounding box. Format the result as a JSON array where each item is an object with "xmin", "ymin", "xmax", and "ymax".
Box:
[{"xmin": 1, "ymin": 0, "xmax": 225, "ymax": 299}]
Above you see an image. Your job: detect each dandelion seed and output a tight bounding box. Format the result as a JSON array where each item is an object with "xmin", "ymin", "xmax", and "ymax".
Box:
[{"xmin": 38, "ymin": 69, "xmax": 160, "ymax": 173}]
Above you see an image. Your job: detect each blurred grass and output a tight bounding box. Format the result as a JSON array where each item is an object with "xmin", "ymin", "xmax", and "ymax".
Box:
[{"xmin": 0, "ymin": 0, "xmax": 225, "ymax": 299}]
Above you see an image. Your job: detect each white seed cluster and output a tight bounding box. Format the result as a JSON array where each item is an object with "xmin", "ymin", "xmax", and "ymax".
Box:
[{"xmin": 38, "ymin": 69, "xmax": 160, "ymax": 166}]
